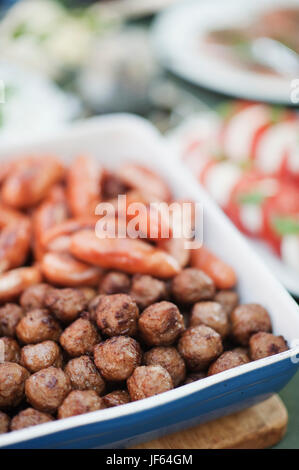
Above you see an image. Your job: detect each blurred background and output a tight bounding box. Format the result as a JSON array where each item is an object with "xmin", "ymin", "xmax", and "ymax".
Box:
[{"xmin": 0, "ymin": 0, "xmax": 298, "ymax": 448}]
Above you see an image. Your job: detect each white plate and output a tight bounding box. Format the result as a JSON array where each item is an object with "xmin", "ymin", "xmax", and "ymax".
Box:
[
  {"xmin": 152, "ymin": 0, "xmax": 299, "ymax": 104},
  {"xmin": 99, "ymin": 0, "xmax": 183, "ymax": 18},
  {"xmin": 167, "ymin": 114, "xmax": 299, "ymax": 297}
]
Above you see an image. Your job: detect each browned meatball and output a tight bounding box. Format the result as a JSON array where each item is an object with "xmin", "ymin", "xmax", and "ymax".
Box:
[
  {"xmin": 16, "ymin": 309, "xmax": 62, "ymax": 344},
  {"xmin": 0, "ymin": 411, "xmax": 10, "ymax": 434},
  {"xmin": 103, "ymin": 390, "xmax": 130, "ymax": 408},
  {"xmin": 79, "ymin": 287, "xmax": 97, "ymax": 303},
  {"xmin": 10, "ymin": 408, "xmax": 54, "ymax": 431},
  {"xmin": 60, "ymin": 318, "xmax": 100, "ymax": 357},
  {"xmin": 190, "ymin": 301, "xmax": 229, "ymax": 338},
  {"xmin": 0, "ymin": 362, "xmax": 29, "ymax": 408},
  {"xmin": 44, "ymin": 288, "xmax": 87, "ymax": 323},
  {"xmin": 100, "ymin": 271, "xmax": 131, "ymax": 295},
  {"xmin": 20, "ymin": 284, "xmax": 50, "ymax": 311},
  {"xmin": 231, "ymin": 304, "xmax": 272, "ymax": 346},
  {"xmin": 233, "ymin": 347, "xmax": 250, "ymax": 362},
  {"xmin": 127, "ymin": 365, "xmax": 173, "ymax": 401},
  {"xmin": 172, "ymin": 268, "xmax": 215, "ymax": 304},
  {"xmin": 183, "ymin": 372, "xmax": 206, "ymax": 385},
  {"xmin": 0, "ymin": 337, "xmax": 21, "ymax": 363},
  {"xmin": 130, "ymin": 274, "xmax": 167, "ymax": 310},
  {"xmin": 178, "ymin": 325, "xmax": 223, "ymax": 371},
  {"xmin": 249, "ymin": 332, "xmax": 288, "ymax": 361},
  {"xmin": 96, "ymin": 294, "xmax": 139, "ymax": 337},
  {"xmin": 214, "ymin": 290, "xmax": 239, "ymax": 316},
  {"xmin": 88, "ymin": 294, "xmax": 105, "ymax": 322},
  {"xmin": 144, "ymin": 347, "xmax": 186, "ymax": 387},
  {"xmin": 25, "ymin": 367, "xmax": 71, "ymax": 413},
  {"xmin": 94, "ymin": 336, "xmax": 142, "ymax": 382},
  {"xmin": 65, "ymin": 356, "xmax": 105, "ymax": 395},
  {"xmin": 58, "ymin": 390, "xmax": 105, "ymax": 419},
  {"xmin": 138, "ymin": 301, "xmax": 184, "ymax": 346},
  {"xmin": 208, "ymin": 349, "xmax": 250, "ymax": 376},
  {"xmin": 0, "ymin": 303, "xmax": 23, "ymax": 337},
  {"xmin": 21, "ymin": 341, "xmax": 63, "ymax": 373}
]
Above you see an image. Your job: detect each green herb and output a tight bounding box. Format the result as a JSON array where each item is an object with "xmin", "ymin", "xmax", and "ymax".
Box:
[
  {"xmin": 237, "ymin": 191, "xmax": 266, "ymax": 205},
  {"xmin": 12, "ymin": 22, "xmax": 29, "ymax": 39},
  {"xmin": 272, "ymin": 217, "xmax": 299, "ymax": 236}
]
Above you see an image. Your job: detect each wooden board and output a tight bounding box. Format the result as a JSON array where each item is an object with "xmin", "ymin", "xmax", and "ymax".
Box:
[{"xmin": 132, "ymin": 395, "xmax": 287, "ymax": 449}]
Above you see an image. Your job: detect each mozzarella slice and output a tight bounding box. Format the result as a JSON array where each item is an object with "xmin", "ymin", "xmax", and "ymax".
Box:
[
  {"xmin": 204, "ymin": 161, "xmax": 241, "ymax": 207},
  {"xmin": 239, "ymin": 205, "xmax": 263, "ymax": 234},
  {"xmin": 281, "ymin": 235, "xmax": 299, "ymax": 273}
]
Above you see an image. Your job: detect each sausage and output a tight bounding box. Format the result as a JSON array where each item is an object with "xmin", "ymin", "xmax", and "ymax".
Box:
[
  {"xmin": 25, "ymin": 367, "xmax": 71, "ymax": 413},
  {"xmin": 127, "ymin": 365, "xmax": 173, "ymax": 401},
  {"xmin": 0, "ymin": 362, "xmax": 29, "ymax": 408},
  {"xmin": 103, "ymin": 390, "xmax": 130, "ymax": 408},
  {"xmin": 0, "ymin": 337, "xmax": 21, "ymax": 363},
  {"xmin": 100, "ymin": 271, "xmax": 131, "ymax": 295},
  {"xmin": 10, "ymin": 408, "xmax": 54, "ymax": 431},
  {"xmin": 231, "ymin": 304, "xmax": 272, "ymax": 345},
  {"xmin": 208, "ymin": 349, "xmax": 250, "ymax": 376},
  {"xmin": 0, "ymin": 303, "xmax": 23, "ymax": 337},
  {"xmin": 214, "ymin": 290, "xmax": 239, "ymax": 316},
  {"xmin": 94, "ymin": 336, "xmax": 142, "ymax": 382},
  {"xmin": 178, "ymin": 325, "xmax": 223, "ymax": 371},
  {"xmin": 64, "ymin": 356, "xmax": 105, "ymax": 395},
  {"xmin": 58, "ymin": 390, "xmax": 106, "ymax": 419},
  {"xmin": 96, "ymin": 294, "xmax": 139, "ymax": 337},
  {"xmin": 130, "ymin": 274, "xmax": 168, "ymax": 310},
  {"xmin": 21, "ymin": 341, "xmax": 63, "ymax": 373},
  {"xmin": 0, "ymin": 411, "xmax": 10, "ymax": 434},
  {"xmin": 102, "ymin": 172, "xmax": 128, "ymax": 199},
  {"xmin": 249, "ymin": 332, "xmax": 288, "ymax": 361},
  {"xmin": 16, "ymin": 309, "xmax": 62, "ymax": 344},
  {"xmin": 190, "ymin": 301, "xmax": 230, "ymax": 338},
  {"xmin": 20, "ymin": 284, "xmax": 50, "ymax": 311},
  {"xmin": 138, "ymin": 301, "xmax": 184, "ymax": 346},
  {"xmin": 144, "ymin": 347, "xmax": 186, "ymax": 387},
  {"xmin": 172, "ymin": 268, "xmax": 215, "ymax": 304},
  {"xmin": 60, "ymin": 318, "xmax": 100, "ymax": 357},
  {"xmin": 44, "ymin": 287, "xmax": 88, "ymax": 323}
]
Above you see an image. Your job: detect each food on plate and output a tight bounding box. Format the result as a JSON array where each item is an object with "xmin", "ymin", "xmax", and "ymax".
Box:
[
  {"xmin": 175, "ymin": 101, "xmax": 299, "ymax": 272},
  {"xmin": 0, "ymin": 153, "xmax": 288, "ymax": 434}
]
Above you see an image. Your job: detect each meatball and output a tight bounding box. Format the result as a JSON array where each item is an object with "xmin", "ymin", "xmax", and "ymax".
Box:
[
  {"xmin": 214, "ymin": 290, "xmax": 239, "ymax": 316},
  {"xmin": 21, "ymin": 341, "xmax": 63, "ymax": 373},
  {"xmin": 79, "ymin": 287, "xmax": 97, "ymax": 303},
  {"xmin": 144, "ymin": 347, "xmax": 186, "ymax": 387},
  {"xmin": 0, "ymin": 337, "xmax": 21, "ymax": 363},
  {"xmin": 138, "ymin": 301, "xmax": 184, "ymax": 346},
  {"xmin": 208, "ymin": 349, "xmax": 250, "ymax": 376},
  {"xmin": 249, "ymin": 332, "xmax": 288, "ymax": 361},
  {"xmin": 0, "ymin": 362, "xmax": 29, "ymax": 408},
  {"xmin": 178, "ymin": 325, "xmax": 223, "ymax": 371},
  {"xmin": 10, "ymin": 408, "xmax": 53, "ymax": 431},
  {"xmin": 100, "ymin": 271, "xmax": 131, "ymax": 295},
  {"xmin": 60, "ymin": 318, "xmax": 100, "ymax": 357},
  {"xmin": 25, "ymin": 367, "xmax": 71, "ymax": 413},
  {"xmin": 172, "ymin": 268, "xmax": 215, "ymax": 304},
  {"xmin": 44, "ymin": 287, "xmax": 87, "ymax": 323},
  {"xmin": 127, "ymin": 365, "xmax": 173, "ymax": 401},
  {"xmin": 96, "ymin": 294, "xmax": 139, "ymax": 337},
  {"xmin": 103, "ymin": 390, "xmax": 130, "ymax": 408},
  {"xmin": 16, "ymin": 309, "xmax": 62, "ymax": 344},
  {"xmin": 88, "ymin": 294, "xmax": 105, "ymax": 322},
  {"xmin": 94, "ymin": 336, "xmax": 142, "ymax": 382},
  {"xmin": 0, "ymin": 411, "xmax": 10, "ymax": 434},
  {"xmin": 58, "ymin": 390, "xmax": 105, "ymax": 419},
  {"xmin": 130, "ymin": 274, "xmax": 167, "ymax": 310},
  {"xmin": 231, "ymin": 304, "xmax": 272, "ymax": 346},
  {"xmin": 65, "ymin": 356, "xmax": 105, "ymax": 395},
  {"xmin": 190, "ymin": 301, "xmax": 229, "ymax": 338},
  {"xmin": 0, "ymin": 303, "xmax": 23, "ymax": 337},
  {"xmin": 20, "ymin": 284, "xmax": 50, "ymax": 311},
  {"xmin": 183, "ymin": 372, "xmax": 206, "ymax": 385}
]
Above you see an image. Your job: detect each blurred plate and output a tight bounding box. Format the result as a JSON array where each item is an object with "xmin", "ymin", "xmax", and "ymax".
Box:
[
  {"xmin": 0, "ymin": 61, "xmax": 80, "ymax": 146},
  {"xmin": 152, "ymin": 0, "xmax": 299, "ymax": 104},
  {"xmin": 99, "ymin": 0, "xmax": 183, "ymax": 19}
]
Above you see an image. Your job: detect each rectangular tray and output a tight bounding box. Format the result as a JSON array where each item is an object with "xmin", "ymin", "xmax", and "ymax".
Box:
[{"xmin": 0, "ymin": 114, "xmax": 298, "ymax": 449}]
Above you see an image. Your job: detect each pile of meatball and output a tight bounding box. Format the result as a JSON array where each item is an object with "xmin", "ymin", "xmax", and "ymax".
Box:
[{"xmin": 0, "ymin": 267, "xmax": 288, "ymax": 435}]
